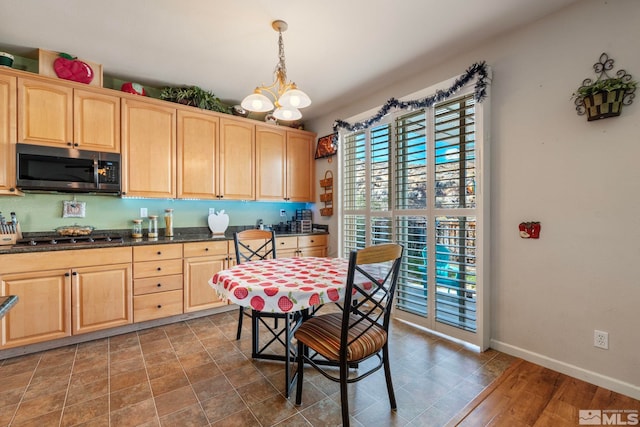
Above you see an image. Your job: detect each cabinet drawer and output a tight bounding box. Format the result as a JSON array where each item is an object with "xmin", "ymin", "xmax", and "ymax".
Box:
[
  {"xmin": 133, "ymin": 244, "xmax": 183, "ymax": 262},
  {"xmin": 134, "ymin": 274, "xmax": 183, "ymax": 295},
  {"xmin": 276, "ymin": 236, "xmax": 298, "ymax": 251},
  {"xmin": 134, "ymin": 290, "xmax": 183, "ymax": 322},
  {"xmin": 134, "ymin": 259, "xmax": 183, "ymax": 279},
  {"xmin": 183, "ymin": 241, "xmax": 228, "ymax": 258},
  {"xmin": 298, "ymin": 235, "xmax": 327, "ymax": 248}
]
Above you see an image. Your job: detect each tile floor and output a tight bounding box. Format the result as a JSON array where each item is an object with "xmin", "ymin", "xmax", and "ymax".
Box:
[{"xmin": 0, "ymin": 309, "xmax": 516, "ymax": 426}]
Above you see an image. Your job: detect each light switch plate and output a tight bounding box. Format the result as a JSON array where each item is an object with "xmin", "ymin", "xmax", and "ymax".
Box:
[{"xmin": 140, "ymin": 208, "xmax": 148, "ymax": 217}]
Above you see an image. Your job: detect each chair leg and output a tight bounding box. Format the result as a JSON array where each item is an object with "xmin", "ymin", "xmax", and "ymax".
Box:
[
  {"xmin": 382, "ymin": 344, "xmax": 397, "ymax": 409},
  {"xmin": 340, "ymin": 360, "xmax": 350, "ymax": 427},
  {"xmin": 295, "ymin": 340, "xmax": 304, "ymax": 406},
  {"xmin": 236, "ymin": 307, "xmax": 244, "ymax": 340}
]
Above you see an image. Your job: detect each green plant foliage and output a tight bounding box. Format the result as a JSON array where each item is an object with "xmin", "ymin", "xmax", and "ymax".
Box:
[
  {"xmin": 160, "ymin": 86, "xmax": 231, "ymax": 114},
  {"xmin": 572, "ymin": 77, "xmax": 637, "ymax": 100}
]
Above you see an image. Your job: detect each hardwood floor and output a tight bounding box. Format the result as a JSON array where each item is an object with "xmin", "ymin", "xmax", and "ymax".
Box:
[{"xmin": 448, "ymin": 358, "xmax": 640, "ymax": 426}]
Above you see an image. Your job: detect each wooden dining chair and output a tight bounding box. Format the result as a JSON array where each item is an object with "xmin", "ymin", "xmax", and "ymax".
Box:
[
  {"xmin": 294, "ymin": 243, "xmax": 404, "ymax": 426},
  {"xmin": 233, "ymin": 229, "xmax": 278, "ymax": 340}
]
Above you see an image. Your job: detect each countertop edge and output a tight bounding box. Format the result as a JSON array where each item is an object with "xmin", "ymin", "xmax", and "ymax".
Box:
[{"xmin": 0, "ymin": 230, "xmax": 329, "ymax": 254}]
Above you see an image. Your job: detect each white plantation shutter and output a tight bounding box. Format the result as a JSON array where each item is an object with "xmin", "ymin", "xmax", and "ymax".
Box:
[{"xmin": 341, "ymin": 89, "xmax": 488, "ymax": 348}]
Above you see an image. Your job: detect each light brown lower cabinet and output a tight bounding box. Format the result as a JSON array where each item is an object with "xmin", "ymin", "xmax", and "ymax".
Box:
[
  {"xmin": 72, "ymin": 263, "xmax": 132, "ymax": 335},
  {"xmin": 0, "ymin": 235, "xmax": 327, "ymax": 351},
  {"xmin": 183, "ymin": 241, "xmax": 230, "ymax": 313},
  {"xmin": 276, "ymin": 234, "xmax": 328, "ymax": 258},
  {"xmin": 0, "ymin": 247, "xmax": 133, "ymax": 349},
  {"xmin": 1, "ymin": 269, "xmax": 71, "ymax": 348},
  {"xmin": 133, "ymin": 244, "xmax": 184, "ymax": 322}
]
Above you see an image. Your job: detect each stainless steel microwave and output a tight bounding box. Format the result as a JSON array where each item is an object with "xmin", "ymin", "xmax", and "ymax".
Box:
[{"xmin": 16, "ymin": 143, "xmax": 121, "ymax": 193}]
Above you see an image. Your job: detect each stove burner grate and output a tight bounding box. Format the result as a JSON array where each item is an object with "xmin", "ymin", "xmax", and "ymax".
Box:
[{"xmin": 16, "ymin": 234, "xmax": 124, "ymax": 247}]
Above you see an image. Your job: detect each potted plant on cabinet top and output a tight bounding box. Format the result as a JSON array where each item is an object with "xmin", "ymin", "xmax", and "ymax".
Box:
[
  {"xmin": 160, "ymin": 86, "xmax": 231, "ymax": 114},
  {"xmin": 572, "ymin": 53, "xmax": 637, "ymax": 121}
]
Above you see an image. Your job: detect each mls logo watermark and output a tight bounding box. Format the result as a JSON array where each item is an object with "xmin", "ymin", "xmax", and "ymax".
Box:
[{"xmin": 579, "ymin": 409, "xmax": 639, "ymax": 425}]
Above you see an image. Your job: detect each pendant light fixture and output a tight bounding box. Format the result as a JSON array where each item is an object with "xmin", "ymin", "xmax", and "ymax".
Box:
[{"xmin": 241, "ymin": 20, "xmax": 311, "ymax": 121}]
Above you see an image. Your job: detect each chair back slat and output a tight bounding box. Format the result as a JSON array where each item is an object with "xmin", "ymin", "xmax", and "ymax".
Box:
[
  {"xmin": 340, "ymin": 243, "xmax": 404, "ymax": 359},
  {"xmin": 234, "ymin": 229, "xmax": 277, "ymax": 264}
]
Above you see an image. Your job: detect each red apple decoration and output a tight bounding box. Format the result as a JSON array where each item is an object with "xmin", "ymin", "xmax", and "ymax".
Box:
[
  {"xmin": 53, "ymin": 53, "xmax": 94, "ymax": 84},
  {"xmin": 121, "ymin": 82, "xmax": 147, "ymax": 96}
]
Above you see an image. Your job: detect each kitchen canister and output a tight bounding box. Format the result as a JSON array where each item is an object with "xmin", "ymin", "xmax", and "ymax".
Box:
[
  {"xmin": 132, "ymin": 219, "xmax": 143, "ymax": 238},
  {"xmin": 148, "ymin": 215, "xmax": 158, "ymax": 238},
  {"xmin": 164, "ymin": 209, "xmax": 174, "ymax": 237},
  {"xmin": 0, "ymin": 52, "xmax": 14, "ymax": 67}
]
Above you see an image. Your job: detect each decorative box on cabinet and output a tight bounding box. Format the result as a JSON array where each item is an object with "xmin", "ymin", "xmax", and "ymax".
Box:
[{"xmin": 133, "ymin": 244, "xmax": 183, "ymax": 322}]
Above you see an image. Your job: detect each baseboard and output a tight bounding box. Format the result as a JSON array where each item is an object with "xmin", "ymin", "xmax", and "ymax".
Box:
[{"xmin": 490, "ymin": 339, "xmax": 640, "ymax": 400}]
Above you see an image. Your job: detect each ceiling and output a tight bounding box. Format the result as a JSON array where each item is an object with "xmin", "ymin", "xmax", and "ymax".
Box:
[{"xmin": 0, "ymin": 0, "xmax": 578, "ymax": 122}]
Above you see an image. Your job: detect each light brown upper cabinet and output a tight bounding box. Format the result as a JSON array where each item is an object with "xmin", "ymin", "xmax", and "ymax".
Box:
[
  {"xmin": 256, "ymin": 125, "xmax": 315, "ymax": 202},
  {"xmin": 177, "ymin": 109, "xmax": 219, "ymax": 199},
  {"xmin": 0, "ymin": 74, "xmax": 18, "ymax": 195},
  {"xmin": 219, "ymin": 117, "xmax": 255, "ymax": 200},
  {"xmin": 17, "ymin": 77, "xmax": 120, "ymax": 152},
  {"xmin": 73, "ymin": 89, "xmax": 120, "ymax": 152},
  {"xmin": 122, "ymin": 99, "xmax": 177, "ymax": 198},
  {"xmin": 285, "ymin": 130, "xmax": 315, "ymax": 202}
]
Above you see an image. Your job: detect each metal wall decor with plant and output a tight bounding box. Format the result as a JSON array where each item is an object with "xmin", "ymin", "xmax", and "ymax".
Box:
[{"xmin": 572, "ymin": 53, "xmax": 636, "ymax": 121}]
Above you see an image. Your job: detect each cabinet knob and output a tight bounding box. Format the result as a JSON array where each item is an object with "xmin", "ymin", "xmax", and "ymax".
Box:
[
  {"xmin": 9, "ymin": 188, "xmax": 15, "ymax": 192},
  {"xmin": 157, "ymin": 267, "xmax": 162, "ymax": 271},
  {"xmin": 310, "ymin": 240, "xmax": 314, "ymax": 243},
  {"xmin": 72, "ymin": 271, "xmax": 78, "ymax": 276},
  {"xmin": 67, "ymin": 142, "xmax": 72, "ymax": 146},
  {"xmin": 65, "ymin": 272, "xmax": 70, "ymax": 277},
  {"xmin": 157, "ymin": 305, "xmax": 162, "ymax": 309},
  {"xmin": 205, "ymin": 247, "xmax": 209, "ymax": 251},
  {"xmin": 157, "ymin": 283, "xmax": 162, "ymax": 287},
  {"xmin": 157, "ymin": 251, "xmax": 162, "ymax": 255},
  {"xmin": 74, "ymin": 143, "xmax": 79, "ymax": 147}
]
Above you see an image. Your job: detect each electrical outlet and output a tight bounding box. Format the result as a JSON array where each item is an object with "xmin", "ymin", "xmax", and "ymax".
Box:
[
  {"xmin": 280, "ymin": 209, "xmax": 286, "ymax": 217},
  {"xmin": 140, "ymin": 207, "xmax": 148, "ymax": 217},
  {"xmin": 594, "ymin": 330, "xmax": 609, "ymax": 349},
  {"xmin": 209, "ymin": 208, "xmax": 216, "ymax": 215}
]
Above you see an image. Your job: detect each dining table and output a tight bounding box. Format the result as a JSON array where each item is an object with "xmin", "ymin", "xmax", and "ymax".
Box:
[{"xmin": 209, "ymin": 256, "xmax": 353, "ymax": 396}]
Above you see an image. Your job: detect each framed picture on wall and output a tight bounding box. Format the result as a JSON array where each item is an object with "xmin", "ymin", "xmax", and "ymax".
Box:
[{"xmin": 314, "ymin": 133, "xmax": 337, "ymax": 160}]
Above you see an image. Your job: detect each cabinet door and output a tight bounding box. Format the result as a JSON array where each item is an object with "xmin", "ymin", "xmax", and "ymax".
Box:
[
  {"xmin": 1, "ymin": 269, "xmax": 71, "ymax": 349},
  {"xmin": 74, "ymin": 89, "xmax": 120, "ymax": 152},
  {"xmin": 177, "ymin": 109, "xmax": 219, "ymax": 199},
  {"xmin": 18, "ymin": 77, "xmax": 73, "ymax": 147},
  {"xmin": 0, "ymin": 74, "xmax": 18, "ymax": 195},
  {"xmin": 286, "ymin": 131, "xmax": 315, "ymax": 202},
  {"xmin": 122, "ymin": 99, "xmax": 176, "ymax": 198},
  {"xmin": 184, "ymin": 256, "xmax": 227, "ymax": 313},
  {"xmin": 219, "ymin": 117, "xmax": 255, "ymax": 200},
  {"xmin": 256, "ymin": 125, "xmax": 286, "ymax": 201},
  {"xmin": 72, "ymin": 263, "xmax": 133, "ymax": 335}
]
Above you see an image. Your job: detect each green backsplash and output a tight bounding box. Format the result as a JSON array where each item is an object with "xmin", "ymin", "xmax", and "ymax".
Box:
[{"xmin": 0, "ymin": 193, "xmax": 311, "ymax": 233}]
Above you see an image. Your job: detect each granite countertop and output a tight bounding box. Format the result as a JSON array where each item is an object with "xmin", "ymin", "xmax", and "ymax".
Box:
[
  {"xmin": 0, "ymin": 295, "xmax": 18, "ymax": 318},
  {"xmin": 0, "ymin": 226, "xmax": 329, "ymax": 255}
]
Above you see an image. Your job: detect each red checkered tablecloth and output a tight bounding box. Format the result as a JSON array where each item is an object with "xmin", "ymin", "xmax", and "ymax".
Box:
[{"xmin": 209, "ymin": 257, "xmax": 350, "ymax": 313}]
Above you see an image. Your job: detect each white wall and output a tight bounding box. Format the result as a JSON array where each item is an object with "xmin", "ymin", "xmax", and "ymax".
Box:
[{"xmin": 307, "ymin": 0, "xmax": 640, "ymax": 399}]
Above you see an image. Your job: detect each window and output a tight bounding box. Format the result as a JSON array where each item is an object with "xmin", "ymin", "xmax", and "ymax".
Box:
[{"xmin": 341, "ymin": 90, "xmax": 488, "ymax": 348}]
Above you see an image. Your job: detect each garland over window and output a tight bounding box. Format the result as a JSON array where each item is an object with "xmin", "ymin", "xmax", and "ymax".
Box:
[{"xmin": 332, "ymin": 61, "xmax": 490, "ymax": 142}]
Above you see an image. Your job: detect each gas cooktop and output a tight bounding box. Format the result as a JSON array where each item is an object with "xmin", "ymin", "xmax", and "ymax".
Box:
[{"xmin": 15, "ymin": 234, "xmax": 124, "ymax": 247}]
